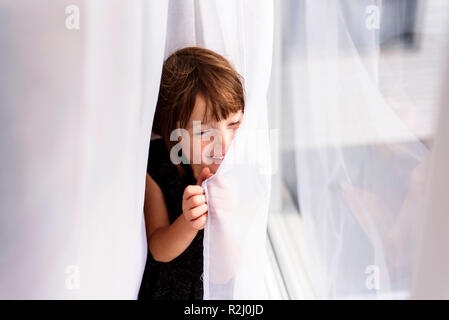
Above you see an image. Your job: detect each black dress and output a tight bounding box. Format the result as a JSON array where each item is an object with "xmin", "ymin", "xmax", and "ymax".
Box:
[{"xmin": 138, "ymin": 138, "xmax": 204, "ymax": 300}]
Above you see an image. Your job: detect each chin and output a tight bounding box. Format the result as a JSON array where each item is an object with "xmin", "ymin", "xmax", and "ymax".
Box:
[{"xmin": 207, "ymin": 163, "xmax": 220, "ymax": 174}]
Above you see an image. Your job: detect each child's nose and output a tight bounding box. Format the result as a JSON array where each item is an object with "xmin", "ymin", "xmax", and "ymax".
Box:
[{"xmin": 219, "ymin": 129, "xmax": 233, "ymax": 156}]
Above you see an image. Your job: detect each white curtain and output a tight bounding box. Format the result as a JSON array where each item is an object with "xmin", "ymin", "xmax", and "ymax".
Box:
[
  {"xmin": 0, "ymin": 0, "xmax": 168, "ymax": 299},
  {"xmin": 412, "ymin": 60, "xmax": 449, "ymax": 299},
  {"xmin": 0, "ymin": 0, "xmax": 273, "ymax": 299},
  {"xmin": 189, "ymin": 0, "xmax": 274, "ymax": 300},
  {"xmin": 281, "ymin": 0, "xmax": 440, "ymax": 298},
  {"xmin": 163, "ymin": 0, "xmax": 274, "ymax": 300}
]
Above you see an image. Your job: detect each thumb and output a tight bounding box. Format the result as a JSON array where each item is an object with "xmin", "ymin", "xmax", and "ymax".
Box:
[{"xmin": 196, "ymin": 167, "xmax": 211, "ymax": 186}]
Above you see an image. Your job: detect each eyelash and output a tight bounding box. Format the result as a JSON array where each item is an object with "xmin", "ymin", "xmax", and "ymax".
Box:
[{"xmin": 196, "ymin": 121, "xmax": 240, "ymax": 135}]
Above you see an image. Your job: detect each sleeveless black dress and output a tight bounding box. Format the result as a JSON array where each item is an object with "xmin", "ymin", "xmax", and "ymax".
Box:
[{"xmin": 138, "ymin": 138, "xmax": 204, "ymax": 300}]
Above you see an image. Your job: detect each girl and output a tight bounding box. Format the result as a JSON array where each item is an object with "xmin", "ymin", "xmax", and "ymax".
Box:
[{"xmin": 138, "ymin": 47, "xmax": 244, "ymax": 300}]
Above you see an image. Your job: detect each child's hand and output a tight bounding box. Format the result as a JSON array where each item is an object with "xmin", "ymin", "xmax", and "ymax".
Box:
[{"xmin": 182, "ymin": 167, "xmax": 213, "ymax": 230}]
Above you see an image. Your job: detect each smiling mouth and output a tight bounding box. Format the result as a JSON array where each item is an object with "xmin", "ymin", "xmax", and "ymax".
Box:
[{"xmin": 208, "ymin": 155, "xmax": 224, "ymax": 162}]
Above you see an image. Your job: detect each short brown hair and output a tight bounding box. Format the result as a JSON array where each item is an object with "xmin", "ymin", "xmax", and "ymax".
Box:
[{"xmin": 152, "ymin": 46, "xmax": 245, "ymax": 176}]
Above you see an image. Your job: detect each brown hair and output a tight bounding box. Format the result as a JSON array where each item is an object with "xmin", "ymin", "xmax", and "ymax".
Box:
[{"xmin": 152, "ymin": 46, "xmax": 245, "ymax": 176}]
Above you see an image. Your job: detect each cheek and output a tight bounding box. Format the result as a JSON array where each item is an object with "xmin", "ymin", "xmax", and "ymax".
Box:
[
  {"xmin": 201, "ymin": 140, "xmax": 211, "ymax": 160},
  {"xmin": 187, "ymin": 136, "xmax": 208, "ymax": 164}
]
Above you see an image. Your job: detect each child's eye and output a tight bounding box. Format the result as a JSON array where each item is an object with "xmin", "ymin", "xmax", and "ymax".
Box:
[
  {"xmin": 195, "ymin": 130, "xmax": 210, "ymax": 136},
  {"xmin": 229, "ymin": 121, "xmax": 240, "ymax": 127}
]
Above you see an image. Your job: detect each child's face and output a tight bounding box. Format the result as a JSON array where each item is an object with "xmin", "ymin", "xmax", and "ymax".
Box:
[{"xmin": 183, "ymin": 94, "xmax": 243, "ymax": 180}]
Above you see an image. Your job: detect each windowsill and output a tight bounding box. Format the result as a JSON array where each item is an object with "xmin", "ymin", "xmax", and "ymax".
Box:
[
  {"xmin": 264, "ymin": 185, "xmax": 414, "ymax": 300},
  {"xmin": 265, "ymin": 183, "xmax": 316, "ymax": 299}
]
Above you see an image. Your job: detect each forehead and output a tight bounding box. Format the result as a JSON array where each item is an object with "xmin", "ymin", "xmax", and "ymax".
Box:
[
  {"xmin": 185, "ymin": 93, "xmax": 242, "ymax": 130},
  {"xmin": 189, "ymin": 93, "xmax": 208, "ymax": 122}
]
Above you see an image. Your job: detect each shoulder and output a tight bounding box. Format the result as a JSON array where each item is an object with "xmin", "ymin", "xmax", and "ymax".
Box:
[{"xmin": 146, "ymin": 138, "xmax": 180, "ymax": 186}]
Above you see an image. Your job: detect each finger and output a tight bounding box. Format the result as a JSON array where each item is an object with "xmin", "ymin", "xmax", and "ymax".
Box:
[
  {"xmin": 183, "ymin": 194, "xmax": 206, "ymax": 212},
  {"xmin": 188, "ymin": 203, "xmax": 208, "ymax": 220},
  {"xmin": 196, "ymin": 167, "xmax": 211, "ymax": 186},
  {"xmin": 185, "ymin": 194, "xmax": 206, "ymax": 210},
  {"xmin": 191, "ymin": 213, "xmax": 207, "ymax": 230},
  {"xmin": 183, "ymin": 185, "xmax": 204, "ymax": 200}
]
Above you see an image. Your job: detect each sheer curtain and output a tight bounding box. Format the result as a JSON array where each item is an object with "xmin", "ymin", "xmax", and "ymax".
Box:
[
  {"xmin": 0, "ymin": 0, "xmax": 168, "ymax": 298},
  {"xmin": 163, "ymin": 0, "xmax": 274, "ymax": 299},
  {"xmin": 0, "ymin": 0, "xmax": 273, "ymax": 299},
  {"xmin": 412, "ymin": 61, "xmax": 449, "ymax": 299},
  {"xmin": 197, "ymin": 0, "xmax": 274, "ymax": 300},
  {"xmin": 281, "ymin": 0, "xmax": 438, "ymax": 298}
]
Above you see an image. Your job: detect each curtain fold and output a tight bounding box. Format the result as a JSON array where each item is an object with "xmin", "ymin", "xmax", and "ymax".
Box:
[
  {"xmin": 285, "ymin": 0, "xmax": 433, "ymax": 298},
  {"xmin": 0, "ymin": 0, "xmax": 168, "ymax": 299},
  {"xmin": 196, "ymin": 0, "xmax": 274, "ymax": 300},
  {"xmin": 412, "ymin": 60, "xmax": 449, "ymax": 299},
  {"xmin": 163, "ymin": 0, "xmax": 274, "ymax": 299},
  {"xmin": 75, "ymin": 0, "xmax": 169, "ymax": 299}
]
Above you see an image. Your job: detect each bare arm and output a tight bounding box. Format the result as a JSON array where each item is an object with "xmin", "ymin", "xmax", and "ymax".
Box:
[{"xmin": 144, "ymin": 173, "xmax": 198, "ymax": 262}]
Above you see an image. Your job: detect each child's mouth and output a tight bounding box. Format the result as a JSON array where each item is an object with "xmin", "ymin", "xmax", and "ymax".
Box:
[{"xmin": 208, "ymin": 155, "xmax": 224, "ymax": 163}]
